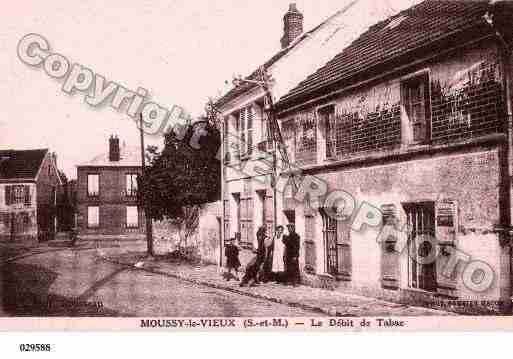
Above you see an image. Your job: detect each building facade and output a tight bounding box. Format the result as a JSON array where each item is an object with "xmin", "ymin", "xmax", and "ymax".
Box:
[
  {"xmin": 76, "ymin": 136, "xmax": 145, "ymax": 237},
  {"xmin": 219, "ymin": 0, "xmax": 513, "ymax": 311},
  {"xmin": 0, "ymin": 149, "xmax": 63, "ymax": 242},
  {"xmin": 217, "ymin": 1, "xmax": 417, "ymax": 251}
]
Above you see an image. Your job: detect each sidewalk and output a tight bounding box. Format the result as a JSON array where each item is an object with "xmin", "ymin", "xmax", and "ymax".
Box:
[{"xmin": 102, "ymin": 251, "xmax": 454, "ymax": 317}]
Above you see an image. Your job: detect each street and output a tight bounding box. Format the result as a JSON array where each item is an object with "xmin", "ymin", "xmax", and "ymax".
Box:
[{"xmin": 0, "ymin": 243, "xmax": 322, "ymax": 317}]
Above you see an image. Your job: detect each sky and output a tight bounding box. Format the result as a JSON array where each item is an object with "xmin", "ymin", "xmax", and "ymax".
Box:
[{"xmin": 0, "ymin": 0, "xmax": 410, "ymax": 178}]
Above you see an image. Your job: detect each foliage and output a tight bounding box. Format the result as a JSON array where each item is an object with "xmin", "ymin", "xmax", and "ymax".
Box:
[{"xmin": 138, "ymin": 120, "xmax": 221, "ymax": 222}]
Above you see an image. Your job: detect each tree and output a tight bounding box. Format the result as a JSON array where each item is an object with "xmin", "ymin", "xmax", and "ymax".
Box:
[{"xmin": 138, "ymin": 118, "xmax": 221, "ymax": 249}]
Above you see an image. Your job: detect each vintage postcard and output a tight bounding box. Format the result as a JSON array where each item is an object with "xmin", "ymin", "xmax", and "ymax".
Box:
[{"xmin": 2, "ymin": 0, "xmax": 513, "ymax": 339}]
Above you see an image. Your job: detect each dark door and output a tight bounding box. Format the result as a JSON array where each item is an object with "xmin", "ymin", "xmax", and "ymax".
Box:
[{"xmin": 404, "ymin": 202, "xmax": 437, "ymax": 292}]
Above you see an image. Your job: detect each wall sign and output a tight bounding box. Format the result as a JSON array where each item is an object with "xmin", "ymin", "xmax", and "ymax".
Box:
[{"xmin": 436, "ymin": 199, "xmax": 458, "ymax": 242}]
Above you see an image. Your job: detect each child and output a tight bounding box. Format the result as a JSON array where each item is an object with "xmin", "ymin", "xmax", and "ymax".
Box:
[{"xmin": 224, "ymin": 237, "xmax": 241, "ymax": 281}]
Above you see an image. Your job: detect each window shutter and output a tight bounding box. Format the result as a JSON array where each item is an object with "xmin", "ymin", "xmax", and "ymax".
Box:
[
  {"xmin": 5, "ymin": 186, "xmax": 11, "ymax": 206},
  {"xmin": 24, "ymin": 186, "xmax": 31, "ymax": 205},
  {"xmin": 435, "ymin": 199, "xmax": 458, "ymax": 297},
  {"xmin": 247, "ymin": 107, "xmax": 253, "ymax": 155},
  {"xmin": 380, "ymin": 204, "xmax": 400, "ymax": 290}
]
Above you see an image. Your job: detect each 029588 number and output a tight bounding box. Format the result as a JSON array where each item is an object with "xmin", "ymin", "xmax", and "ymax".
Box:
[{"xmin": 19, "ymin": 344, "xmax": 51, "ymax": 352}]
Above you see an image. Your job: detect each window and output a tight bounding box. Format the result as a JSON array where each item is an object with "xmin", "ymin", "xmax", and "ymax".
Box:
[
  {"xmin": 126, "ymin": 174, "xmax": 138, "ymax": 197},
  {"xmin": 237, "ymin": 106, "xmax": 254, "ymax": 158},
  {"xmin": 87, "ymin": 174, "xmax": 99, "ymax": 197},
  {"xmin": 87, "ymin": 206, "xmax": 99, "ymax": 228},
  {"xmin": 402, "ymin": 74, "xmax": 431, "ymax": 144},
  {"xmin": 320, "ymin": 207, "xmax": 351, "ymax": 279},
  {"xmin": 235, "ymin": 180, "xmax": 254, "ymax": 248},
  {"xmin": 318, "ymin": 105, "xmax": 336, "ymax": 159},
  {"xmin": 126, "ymin": 206, "xmax": 139, "ymax": 228},
  {"xmin": 295, "ymin": 113, "xmax": 317, "ymax": 165},
  {"xmin": 5, "ymin": 185, "xmax": 31, "ymax": 206},
  {"xmin": 403, "ymin": 201, "xmax": 436, "ymax": 292}
]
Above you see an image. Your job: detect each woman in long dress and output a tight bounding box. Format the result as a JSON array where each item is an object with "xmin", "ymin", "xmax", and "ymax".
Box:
[{"xmin": 271, "ymin": 225, "xmax": 285, "ymax": 274}]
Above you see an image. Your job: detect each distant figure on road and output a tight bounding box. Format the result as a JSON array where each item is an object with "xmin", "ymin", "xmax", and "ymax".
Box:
[{"xmin": 283, "ymin": 223, "xmax": 300, "ymax": 286}]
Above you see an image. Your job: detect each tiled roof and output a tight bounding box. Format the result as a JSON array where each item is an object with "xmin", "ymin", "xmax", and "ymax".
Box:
[
  {"xmin": 0, "ymin": 149, "xmax": 48, "ymax": 180},
  {"xmin": 77, "ymin": 145, "xmax": 141, "ymax": 168},
  {"xmin": 276, "ymin": 0, "xmax": 497, "ymax": 110}
]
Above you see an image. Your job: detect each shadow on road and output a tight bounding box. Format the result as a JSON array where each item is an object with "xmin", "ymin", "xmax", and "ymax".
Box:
[{"xmin": 1, "ymin": 262, "xmax": 119, "ymax": 317}]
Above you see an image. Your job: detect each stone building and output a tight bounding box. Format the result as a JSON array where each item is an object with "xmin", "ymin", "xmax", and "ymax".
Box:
[
  {"xmin": 0, "ymin": 149, "xmax": 63, "ymax": 242},
  {"xmin": 216, "ymin": 1, "xmax": 414, "ymax": 252},
  {"xmin": 272, "ymin": 0, "xmax": 513, "ymax": 306},
  {"xmin": 218, "ymin": 0, "xmax": 513, "ymax": 310},
  {"xmin": 76, "ymin": 136, "xmax": 145, "ymax": 238}
]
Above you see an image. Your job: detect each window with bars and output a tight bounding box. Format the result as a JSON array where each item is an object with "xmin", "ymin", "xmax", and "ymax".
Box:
[
  {"xmin": 126, "ymin": 174, "xmax": 138, "ymax": 197},
  {"xmin": 295, "ymin": 113, "xmax": 317, "ymax": 165},
  {"xmin": 403, "ymin": 202, "xmax": 437, "ymax": 292},
  {"xmin": 402, "ymin": 74, "xmax": 431, "ymax": 144},
  {"xmin": 320, "ymin": 208, "xmax": 351, "ymax": 279},
  {"xmin": 281, "ymin": 119, "xmax": 296, "ymax": 163},
  {"xmin": 5, "ymin": 185, "xmax": 31, "ymax": 206},
  {"xmin": 237, "ymin": 106, "xmax": 254, "ymax": 158}
]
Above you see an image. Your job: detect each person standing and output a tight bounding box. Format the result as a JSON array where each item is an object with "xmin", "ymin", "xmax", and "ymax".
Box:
[
  {"xmin": 283, "ymin": 223, "xmax": 300, "ymax": 286},
  {"xmin": 224, "ymin": 237, "xmax": 241, "ymax": 281},
  {"xmin": 271, "ymin": 225, "xmax": 285, "ymax": 274},
  {"xmin": 240, "ymin": 226, "xmax": 267, "ymax": 287},
  {"xmin": 261, "ymin": 225, "xmax": 284, "ymax": 282}
]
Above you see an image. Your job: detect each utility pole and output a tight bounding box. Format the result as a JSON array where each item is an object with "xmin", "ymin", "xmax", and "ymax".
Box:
[{"xmin": 139, "ymin": 114, "xmax": 154, "ymax": 257}]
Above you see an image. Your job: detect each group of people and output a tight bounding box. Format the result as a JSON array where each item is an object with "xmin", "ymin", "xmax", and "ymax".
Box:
[{"xmin": 224, "ymin": 223, "xmax": 301, "ymax": 287}]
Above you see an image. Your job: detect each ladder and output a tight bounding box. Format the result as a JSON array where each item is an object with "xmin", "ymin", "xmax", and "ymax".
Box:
[{"xmin": 263, "ymin": 87, "xmax": 299, "ymax": 192}]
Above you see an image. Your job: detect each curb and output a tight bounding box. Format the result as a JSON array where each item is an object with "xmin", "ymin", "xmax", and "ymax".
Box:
[
  {"xmin": 101, "ymin": 257, "xmax": 453, "ymax": 317},
  {"xmin": 102, "ymin": 257, "xmax": 337, "ymax": 316}
]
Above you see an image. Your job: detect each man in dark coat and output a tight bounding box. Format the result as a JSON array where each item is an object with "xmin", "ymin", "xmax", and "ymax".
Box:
[
  {"xmin": 283, "ymin": 223, "xmax": 300, "ymax": 286},
  {"xmin": 240, "ymin": 226, "xmax": 267, "ymax": 287}
]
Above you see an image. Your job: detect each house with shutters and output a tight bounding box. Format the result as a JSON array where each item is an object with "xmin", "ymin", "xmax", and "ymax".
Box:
[
  {"xmin": 76, "ymin": 136, "xmax": 145, "ymax": 238},
  {"xmin": 213, "ymin": 1, "xmax": 421, "ymax": 260},
  {"xmin": 0, "ymin": 148, "xmax": 63, "ymax": 242},
  {"xmin": 268, "ymin": 0, "xmax": 513, "ymax": 310}
]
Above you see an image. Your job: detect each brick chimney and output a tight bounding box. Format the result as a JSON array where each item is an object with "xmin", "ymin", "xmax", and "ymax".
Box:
[
  {"xmin": 281, "ymin": 3, "xmax": 304, "ymax": 49},
  {"xmin": 109, "ymin": 135, "xmax": 120, "ymax": 162}
]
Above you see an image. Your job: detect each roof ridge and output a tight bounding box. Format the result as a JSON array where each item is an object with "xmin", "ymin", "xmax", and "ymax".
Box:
[{"xmin": 276, "ymin": 0, "xmax": 493, "ymax": 108}]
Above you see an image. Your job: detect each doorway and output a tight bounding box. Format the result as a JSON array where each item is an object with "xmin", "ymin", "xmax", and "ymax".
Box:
[{"xmin": 403, "ymin": 201, "xmax": 437, "ymax": 292}]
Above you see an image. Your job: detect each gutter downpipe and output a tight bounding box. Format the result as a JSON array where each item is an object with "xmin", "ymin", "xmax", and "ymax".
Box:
[{"xmin": 487, "ymin": 7, "xmax": 513, "ymax": 311}]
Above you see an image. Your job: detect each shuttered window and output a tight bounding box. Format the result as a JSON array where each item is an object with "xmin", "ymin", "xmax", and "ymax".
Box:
[
  {"xmin": 126, "ymin": 174, "xmax": 138, "ymax": 197},
  {"xmin": 238, "ymin": 106, "xmax": 254, "ymax": 158}
]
